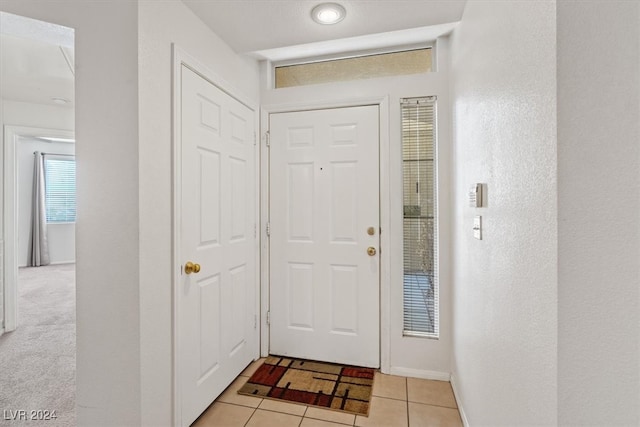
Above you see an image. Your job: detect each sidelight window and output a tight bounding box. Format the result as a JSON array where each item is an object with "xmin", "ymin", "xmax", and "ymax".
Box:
[{"xmin": 402, "ymin": 96, "xmax": 438, "ymax": 338}]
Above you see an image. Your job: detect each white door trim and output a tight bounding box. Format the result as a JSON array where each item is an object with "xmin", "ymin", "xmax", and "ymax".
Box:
[
  {"xmin": 260, "ymin": 96, "xmax": 391, "ymax": 373},
  {"xmin": 2, "ymin": 125, "xmax": 75, "ymax": 335},
  {"xmin": 171, "ymin": 44, "xmax": 260, "ymax": 426}
]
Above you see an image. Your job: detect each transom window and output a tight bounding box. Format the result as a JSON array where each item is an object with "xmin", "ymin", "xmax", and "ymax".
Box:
[{"xmin": 275, "ymin": 48, "xmax": 432, "ymax": 88}]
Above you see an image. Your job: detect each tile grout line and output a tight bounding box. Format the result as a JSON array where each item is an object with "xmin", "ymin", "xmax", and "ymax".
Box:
[
  {"xmin": 406, "ymin": 378, "xmax": 410, "ymax": 427},
  {"xmin": 216, "ymin": 400, "xmax": 261, "ymax": 410},
  {"xmin": 371, "ymin": 394, "xmax": 411, "ymax": 403},
  {"xmin": 406, "ymin": 400, "xmax": 458, "ymax": 410},
  {"xmin": 301, "ymin": 412, "xmax": 356, "ymax": 426},
  {"xmin": 299, "ymin": 405, "xmax": 308, "ymax": 426},
  {"xmin": 220, "ymin": 397, "xmax": 364, "ymax": 423},
  {"xmin": 243, "ymin": 404, "xmax": 260, "ymax": 427}
]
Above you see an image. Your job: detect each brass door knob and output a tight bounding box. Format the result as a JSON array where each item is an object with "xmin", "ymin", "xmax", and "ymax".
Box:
[
  {"xmin": 367, "ymin": 247, "xmax": 377, "ymax": 256},
  {"xmin": 184, "ymin": 261, "xmax": 201, "ymax": 275}
]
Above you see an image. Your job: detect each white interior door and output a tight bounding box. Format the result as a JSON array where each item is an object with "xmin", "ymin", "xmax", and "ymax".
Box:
[
  {"xmin": 269, "ymin": 105, "xmax": 380, "ymax": 368},
  {"xmin": 179, "ymin": 65, "xmax": 256, "ymax": 426}
]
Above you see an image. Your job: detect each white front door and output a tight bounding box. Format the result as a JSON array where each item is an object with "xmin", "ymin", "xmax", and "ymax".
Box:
[
  {"xmin": 179, "ymin": 65, "xmax": 257, "ymax": 426},
  {"xmin": 269, "ymin": 105, "xmax": 380, "ymax": 368}
]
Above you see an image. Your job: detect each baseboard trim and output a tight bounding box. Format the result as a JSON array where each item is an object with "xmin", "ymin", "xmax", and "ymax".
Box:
[
  {"xmin": 389, "ymin": 366, "xmax": 451, "ymax": 381},
  {"xmin": 450, "ymin": 373, "xmax": 469, "ymax": 427}
]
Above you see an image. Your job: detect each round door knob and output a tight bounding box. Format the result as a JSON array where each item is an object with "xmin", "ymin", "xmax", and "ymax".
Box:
[
  {"xmin": 367, "ymin": 247, "xmax": 377, "ymax": 256},
  {"xmin": 184, "ymin": 261, "xmax": 201, "ymax": 275}
]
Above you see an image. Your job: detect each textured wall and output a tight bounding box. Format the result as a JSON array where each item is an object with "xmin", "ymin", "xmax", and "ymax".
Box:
[
  {"xmin": 557, "ymin": 1, "xmax": 640, "ymax": 424},
  {"xmin": 450, "ymin": 1, "xmax": 558, "ymax": 424},
  {"xmin": 1, "ymin": 99, "xmax": 74, "ymax": 130},
  {"xmin": 0, "ymin": 2, "xmax": 141, "ymax": 424}
]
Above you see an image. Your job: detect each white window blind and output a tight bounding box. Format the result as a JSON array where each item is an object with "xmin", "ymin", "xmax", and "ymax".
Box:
[
  {"xmin": 402, "ymin": 96, "xmax": 438, "ymax": 338},
  {"xmin": 44, "ymin": 156, "xmax": 76, "ymax": 223}
]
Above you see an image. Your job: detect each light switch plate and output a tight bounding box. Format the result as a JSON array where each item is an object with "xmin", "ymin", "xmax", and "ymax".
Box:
[
  {"xmin": 469, "ymin": 183, "xmax": 483, "ymax": 207},
  {"xmin": 473, "ymin": 216, "xmax": 482, "ymax": 240}
]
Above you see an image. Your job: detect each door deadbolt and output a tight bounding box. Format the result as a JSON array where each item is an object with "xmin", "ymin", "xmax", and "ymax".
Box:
[
  {"xmin": 367, "ymin": 227, "xmax": 375, "ymax": 236},
  {"xmin": 367, "ymin": 247, "xmax": 377, "ymax": 256}
]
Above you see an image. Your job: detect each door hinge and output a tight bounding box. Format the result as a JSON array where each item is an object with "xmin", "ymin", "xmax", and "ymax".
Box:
[
  {"xmin": 254, "ymin": 314, "xmax": 257, "ymax": 329},
  {"xmin": 253, "ymin": 132, "xmax": 257, "ymax": 146},
  {"xmin": 266, "ymin": 222, "xmax": 271, "ymax": 237},
  {"xmin": 254, "ymin": 223, "xmax": 257, "ymax": 238},
  {"xmin": 264, "ymin": 130, "xmax": 270, "ymax": 147},
  {"xmin": 266, "ymin": 311, "xmax": 271, "ymax": 325}
]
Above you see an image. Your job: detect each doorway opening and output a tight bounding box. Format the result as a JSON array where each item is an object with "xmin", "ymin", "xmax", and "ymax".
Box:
[
  {"xmin": 265, "ymin": 102, "xmax": 386, "ymax": 369},
  {"xmin": 0, "ymin": 12, "xmax": 76, "ymax": 425}
]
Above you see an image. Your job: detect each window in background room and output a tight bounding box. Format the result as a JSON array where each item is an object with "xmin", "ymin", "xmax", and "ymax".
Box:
[
  {"xmin": 44, "ymin": 156, "xmax": 76, "ymax": 223},
  {"xmin": 275, "ymin": 48, "xmax": 432, "ymax": 88},
  {"xmin": 402, "ymin": 96, "xmax": 438, "ymax": 338}
]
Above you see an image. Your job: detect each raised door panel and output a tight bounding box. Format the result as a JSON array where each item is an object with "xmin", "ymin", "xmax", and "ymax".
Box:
[
  {"xmin": 179, "ymin": 65, "xmax": 256, "ymax": 426},
  {"xmin": 269, "ymin": 105, "xmax": 379, "ymax": 368}
]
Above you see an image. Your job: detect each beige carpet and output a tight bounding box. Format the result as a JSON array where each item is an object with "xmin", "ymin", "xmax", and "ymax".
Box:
[{"xmin": 0, "ymin": 264, "xmax": 75, "ymax": 426}]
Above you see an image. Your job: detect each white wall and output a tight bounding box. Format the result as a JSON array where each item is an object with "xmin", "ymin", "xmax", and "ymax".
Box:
[
  {"xmin": 0, "ymin": 1, "xmax": 260, "ymax": 424},
  {"xmin": 557, "ymin": 1, "xmax": 640, "ymax": 424},
  {"xmin": 17, "ymin": 136, "xmax": 75, "ymax": 266},
  {"xmin": 138, "ymin": 0, "xmax": 260, "ymax": 424},
  {"xmin": 0, "ymin": 2, "xmax": 141, "ymax": 425},
  {"xmin": 1, "ymin": 99, "xmax": 74, "ymax": 130},
  {"xmin": 260, "ymin": 38, "xmax": 453, "ymax": 378},
  {"xmin": 450, "ymin": 1, "xmax": 558, "ymax": 425}
]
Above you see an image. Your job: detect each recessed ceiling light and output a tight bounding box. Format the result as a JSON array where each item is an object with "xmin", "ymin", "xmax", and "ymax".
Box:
[
  {"xmin": 51, "ymin": 97, "xmax": 70, "ymax": 105},
  {"xmin": 311, "ymin": 3, "xmax": 346, "ymax": 25}
]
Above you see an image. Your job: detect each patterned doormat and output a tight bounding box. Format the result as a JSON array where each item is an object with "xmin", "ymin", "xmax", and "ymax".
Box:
[{"xmin": 238, "ymin": 356, "xmax": 375, "ymax": 416}]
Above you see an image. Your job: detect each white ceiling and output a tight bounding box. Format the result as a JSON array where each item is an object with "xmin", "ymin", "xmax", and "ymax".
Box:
[
  {"xmin": 0, "ymin": 2, "xmax": 465, "ymax": 107},
  {"xmin": 0, "ymin": 12, "xmax": 75, "ymax": 108},
  {"xmin": 182, "ymin": 0, "xmax": 467, "ymax": 58}
]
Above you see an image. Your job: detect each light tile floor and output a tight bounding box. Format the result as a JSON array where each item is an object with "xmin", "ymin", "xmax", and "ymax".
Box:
[{"xmin": 192, "ymin": 359, "xmax": 463, "ymax": 427}]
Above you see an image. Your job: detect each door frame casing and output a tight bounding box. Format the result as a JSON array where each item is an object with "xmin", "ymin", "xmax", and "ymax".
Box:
[
  {"xmin": 2, "ymin": 125, "xmax": 75, "ymax": 335},
  {"xmin": 171, "ymin": 45, "xmax": 260, "ymax": 426},
  {"xmin": 260, "ymin": 96, "xmax": 391, "ymax": 373}
]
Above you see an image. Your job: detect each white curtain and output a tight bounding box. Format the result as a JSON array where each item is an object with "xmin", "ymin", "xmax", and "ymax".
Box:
[{"xmin": 28, "ymin": 151, "xmax": 50, "ymax": 266}]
